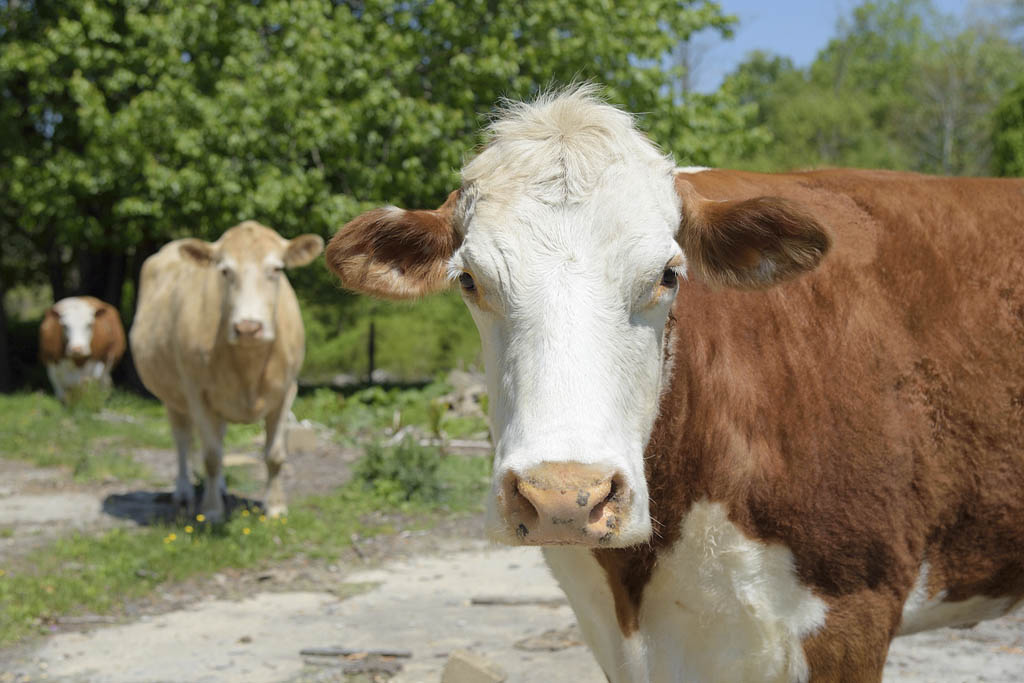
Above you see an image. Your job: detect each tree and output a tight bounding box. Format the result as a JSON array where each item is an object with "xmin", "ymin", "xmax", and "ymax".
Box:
[
  {"xmin": 1, "ymin": 0, "xmax": 760, "ymax": 387},
  {"xmin": 993, "ymin": 80, "xmax": 1024, "ymax": 176},
  {"xmin": 719, "ymin": 0, "xmax": 1024, "ymax": 175}
]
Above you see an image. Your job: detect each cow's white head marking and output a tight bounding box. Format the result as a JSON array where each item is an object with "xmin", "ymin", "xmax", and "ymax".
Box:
[
  {"xmin": 179, "ymin": 222, "xmax": 323, "ymax": 345},
  {"xmin": 52, "ymin": 297, "xmax": 104, "ymax": 362},
  {"xmin": 327, "ymin": 87, "xmax": 830, "ymax": 547}
]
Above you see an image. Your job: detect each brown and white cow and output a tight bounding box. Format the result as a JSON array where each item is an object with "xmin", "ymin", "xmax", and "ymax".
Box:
[
  {"xmin": 130, "ymin": 221, "xmax": 323, "ymax": 522},
  {"xmin": 39, "ymin": 296, "xmax": 126, "ymax": 402},
  {"xmin": 326, "ymin": 87, "xmax": 1024, "ymax": 682}
]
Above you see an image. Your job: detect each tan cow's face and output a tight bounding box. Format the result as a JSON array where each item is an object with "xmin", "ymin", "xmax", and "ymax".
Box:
[
  {"xmin": 326, "ymin": 89, "xmax": 829, "ymax": 547},
  {"xmin": 180, "ymin": 222, "xmax": 323, "ymax": 345}
]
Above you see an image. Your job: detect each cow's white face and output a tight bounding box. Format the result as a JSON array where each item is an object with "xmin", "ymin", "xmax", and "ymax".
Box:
[
  {"xmin": 450, "ymin": 162, "xmax": 683, "ymax": 546},
  {"xmin": 326, "ymin": 88, "xmax": 830, "ymax": 548},
  {"xmin": 54, "ymin": 297, "xmax": 100, "ymax": 360},
  {"xmin": 180, "ymin": 222, "xmax": 323, "ymax": 345}
]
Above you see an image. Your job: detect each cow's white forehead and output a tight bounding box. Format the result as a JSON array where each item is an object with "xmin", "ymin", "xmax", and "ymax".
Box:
[
  {"xmin": 459, "ymin": 85, "xmax": 676, "ymax": 215},
  {"xmin": 453, "ymin": 86, "xmax": 682, "ymax": 288},
  {"xmin": 54, "ymin": 298, "xmax": 96, "ymax": 329}
]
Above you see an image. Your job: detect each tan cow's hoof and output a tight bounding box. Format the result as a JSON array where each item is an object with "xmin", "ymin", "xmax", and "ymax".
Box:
[{"xmin": 265, "ymin": 503, "xmax": 288, "ymax": 518}]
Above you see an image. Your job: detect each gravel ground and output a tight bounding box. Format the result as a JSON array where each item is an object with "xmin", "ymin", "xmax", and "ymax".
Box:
[{"xmin": 1, "ymin": 435, "xmax": 1022, "ymax": 682}]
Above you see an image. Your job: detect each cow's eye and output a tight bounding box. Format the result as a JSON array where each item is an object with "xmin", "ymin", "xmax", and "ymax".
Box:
[
  {"xmin": 459, "ymin": 272, "xmax": 476, "ymax": 292},
  {"xmin": 219, "ymin": 265, "xmax": 231, "ymax": 277},
  {"xmin": 661, "ymin": 268, "xmax": 678, "ymax": 288}
]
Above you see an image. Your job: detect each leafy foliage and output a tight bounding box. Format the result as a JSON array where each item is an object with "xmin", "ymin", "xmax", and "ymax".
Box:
[
  {"xmin": 994, "ymin": 80, "xmax": 1024, "ymax": 177},
  {"xmin": 724, "ymin": 0, "xmax": 1024, "ymax": 175},
  {"xmin": 0, "ymin": 0, "xmax": 761, "ymax": 384}
]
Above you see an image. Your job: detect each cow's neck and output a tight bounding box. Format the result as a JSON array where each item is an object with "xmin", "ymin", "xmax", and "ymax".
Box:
[{"xmin": 212, "ymin": 326, "xmax": 275, "ymax": 410}]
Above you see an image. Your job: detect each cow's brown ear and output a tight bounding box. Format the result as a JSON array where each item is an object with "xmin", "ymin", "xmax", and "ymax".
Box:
[
  {"xmin": 179, "ymin": 239, "xmax": 217, "ymax": 266},
  {"xmin": 38, "ymin": 307, "xmax": 63, "ymax": 363},
  {"xmin": 326, "ymin": 190, "xmax": 461, "ymax": 300},
  {"xmin": 283, "ymin": 234, "xmax": 325, "ymax": 268},
  {"xmin": 677, "ymin": 183, "xmax": 830, "ymax": 289}
]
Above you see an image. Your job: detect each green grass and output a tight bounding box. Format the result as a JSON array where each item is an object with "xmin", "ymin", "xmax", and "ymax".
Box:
[
  {"xmin": 0, "ymin": 391, "xmax": 165, "ymax": 482},
  {"xmin": 0, "ymin": 391, "xmax": 299, "ymax": 483},
  {"xmin": 0, "ymin": 440, "xmax": 490, "ymax": 646}
]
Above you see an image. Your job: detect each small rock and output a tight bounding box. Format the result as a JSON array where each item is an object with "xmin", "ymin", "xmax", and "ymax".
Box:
[
  {"xmin": 440, "ymin": 650, "xmax": 506, "ymax": 683},
  {"xmin": 287, "ymin": 425, "xmax": 320, "ymax": 455}
]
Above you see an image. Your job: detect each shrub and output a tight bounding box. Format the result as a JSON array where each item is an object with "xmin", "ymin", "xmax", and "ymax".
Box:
[{"xmin": 354, "ymin": 438, "xmax": 444, "ymax": 505}]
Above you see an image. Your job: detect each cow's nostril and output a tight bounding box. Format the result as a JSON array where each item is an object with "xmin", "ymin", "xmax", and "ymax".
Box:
[
  {"xmin": 588, "ymin": 476, "xmax": 619, "ymax": 524},
  {"xmin": 505, "ymin": 474, "xmax": 539, "ymax": 527}
]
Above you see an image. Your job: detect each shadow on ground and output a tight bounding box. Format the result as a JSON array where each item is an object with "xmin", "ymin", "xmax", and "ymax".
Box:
[{"xmin": 102, "ymin": 487, "xmax": 263, "ymax": 526}]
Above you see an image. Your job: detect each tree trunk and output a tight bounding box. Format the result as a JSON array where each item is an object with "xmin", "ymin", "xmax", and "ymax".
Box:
[
  {"xmin": 48, "ymin": 239, "xmax": 66, "ymax": 301},
  {"xmin": 0, "ymin": 279, "xmax": 11, "ymax": 393},
  {"xmin": 76, "ymin": 246, "xmax": 126, "ymax": 306},
  {"xmin": 114, "ymin": 239, "xmax": 157, "ymax": 395}
]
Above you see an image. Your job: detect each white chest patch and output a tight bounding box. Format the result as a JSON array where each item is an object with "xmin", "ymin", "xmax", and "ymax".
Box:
[
  {"xmin": 46, "ymin": 358, "xmax": 109, "ymax": 400},
  {"xmin": 639, "ymin": 501, "xmax": 827, "ymax": 683},
  {"xmin": 897, "ymin": 561, "xmax": 1016, "ymax": 636},
  {"xmin": 545, "ymin": 501, "xmax": 828, "ymax": 683}
]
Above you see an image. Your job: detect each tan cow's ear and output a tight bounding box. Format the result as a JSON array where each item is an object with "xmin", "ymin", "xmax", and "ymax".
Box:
[
  {"xmin": 677, "ymin": 182, "xmax": 830, "ymax": 289},
  {"xmin": 179, "ymin": 239, "xmax": 217, "ymax": 266},
  {"xmin": 283, "ymin": 234, "xmax": 325, "ymax": 268},
  {"xmin": 326, "ymin": 190, "xmax": 461, "ymax": 300}
]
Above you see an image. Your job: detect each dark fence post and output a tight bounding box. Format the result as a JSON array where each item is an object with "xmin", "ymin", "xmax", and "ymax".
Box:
[{"xmin": 367, "ymin": 318, "xmax": 376, "ymax": 384}]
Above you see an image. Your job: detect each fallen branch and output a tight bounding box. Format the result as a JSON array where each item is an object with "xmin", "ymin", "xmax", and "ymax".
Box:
[
  {"xmin": 470, "ymin": 595, "xmax": 568, "ymax": 608},
  {"xmin": 300, "ymin": 647, "xmax": 413, "ymax": 658},
  {"xmin": 57, "ymin": 615, "xmax": 119, "ymax": 625}
]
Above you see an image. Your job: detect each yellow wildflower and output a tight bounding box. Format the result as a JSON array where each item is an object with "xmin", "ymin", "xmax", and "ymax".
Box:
[
  {"xmin": 196, "ymin": 514, "xmax": 206, "ymax": 522},
  {"xmin": 184, "ymin": 525, "xmax": 194, "ymax": 534},
  {"xmin": 241, "ymin": 509, "xmax": 250, "ymax": 517},
  {"xmin": 242, "ymin": 527, "xmax": 251, "ymax": 535},
  {"xmin": 258, "ymin": 515, "xmax": 267, "ymax": 523}
]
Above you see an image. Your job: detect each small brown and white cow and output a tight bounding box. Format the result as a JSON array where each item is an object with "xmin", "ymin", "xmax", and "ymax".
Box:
[
  {"xmin": 39, "ymin": 296, "xmax": 126, "ymax": 402},
  {"xmin": 130, "ymin": 221, "xmax": 323, "ymax": 522},
  {"xmin": 326, "ymin": 87, "xmax": 1024, "ymax": 682}
]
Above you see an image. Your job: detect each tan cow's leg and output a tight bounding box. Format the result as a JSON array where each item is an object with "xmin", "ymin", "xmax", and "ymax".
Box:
[
  {"xmin": 194, "ymin": 414, "xmax": 227, "ymax": 523},
  {"xmin": 262, "ymin": 381, "xmax": 297, "ymax": 518},
  {"xmin": 167, "ymin": 408, "xmax": 196, "ymax": 512}
]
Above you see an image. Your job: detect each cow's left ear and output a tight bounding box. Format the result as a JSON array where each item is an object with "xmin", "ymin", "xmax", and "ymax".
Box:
[
  {"xmin": 676, "ymin": 180, "xmax": 831, "ymax": 289},
  {"xmin": 283, "ymin": 234, "xmax": 325, "ymax": 268}
]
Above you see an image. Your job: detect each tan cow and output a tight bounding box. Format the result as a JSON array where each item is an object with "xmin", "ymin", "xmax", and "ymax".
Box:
[
  {"xmin": 39, "ymin": 296, "xmax": 126, "ymax": 402},
  {"xmin": 131, "ymin": 221, "xmax": 323, "ymax": 522},
  {"xmin": 327, "ymin": 87, "xmax": 1024, "ymax": 682}
]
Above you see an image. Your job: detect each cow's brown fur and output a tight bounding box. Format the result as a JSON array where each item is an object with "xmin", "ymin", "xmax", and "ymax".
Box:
[
  {"xmin": 325, "ymin": 190, "xmax": 461, "ymax": 299},
  {"xmin": 592, "ymin": 168, "xmax": 1024, "ymax": 679}
]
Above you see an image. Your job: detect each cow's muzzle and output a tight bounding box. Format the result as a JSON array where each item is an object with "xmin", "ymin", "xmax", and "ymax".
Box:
[{"xmin": 498, "ymin": 463, "xmax": 629, "ymax": 546}]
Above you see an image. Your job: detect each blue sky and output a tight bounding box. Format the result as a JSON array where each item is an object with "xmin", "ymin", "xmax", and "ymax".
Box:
[{"xmin": 692, "ymin": 0, "xmax": 978, "ymax": 92}]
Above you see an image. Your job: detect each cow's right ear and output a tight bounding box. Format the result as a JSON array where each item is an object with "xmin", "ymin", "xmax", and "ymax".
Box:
[
  {"xmin": 326, "ymin": 190, "xmax": 461, "ymax": 300},
  {"xmin": 179, "ymin": 239, "xmax": 217, "ymax": 266}
]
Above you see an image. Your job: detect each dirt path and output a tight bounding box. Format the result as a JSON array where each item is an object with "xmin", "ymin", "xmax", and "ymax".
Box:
[
  {"xmin": 3, "ymin": 535, "xmax": 1022, "ymax": 682},
  {"xmin": 2, "ymin": 437, "xmax": 1023, "ymax": 682}
]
